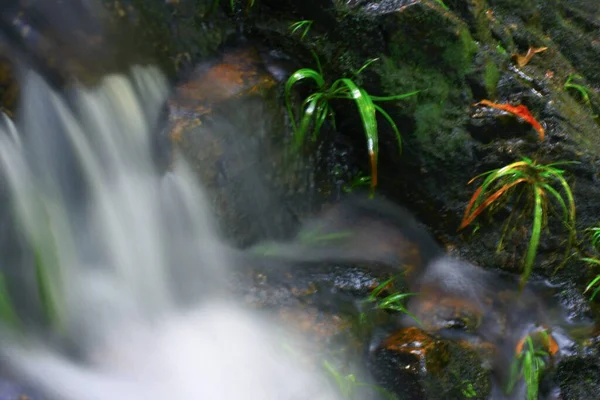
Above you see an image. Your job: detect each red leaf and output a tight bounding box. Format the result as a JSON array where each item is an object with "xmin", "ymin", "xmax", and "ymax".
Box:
[{"xmin": 474, "ymin": 100, "xmax": 545, "ymax": 141}]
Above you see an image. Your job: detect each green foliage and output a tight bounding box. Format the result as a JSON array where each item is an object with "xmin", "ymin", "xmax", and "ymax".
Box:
[
  {"xmin": 285, "ymin": 54, "xmax": 418, "ymax": 190},
  {"xmin": 581, "ymin": 257, "xmax": 600, "ymax": 300},
  {"xmin": 460, "ymin": 158, "xmax": 577, "ymax": 287},
  {"xmin": 585, "ymin": 224, "xmax": 600, "ymax": 251},
  {"xmin": 564, "ymin": 74, "xmax": 594, "ymax": 112},
  {"xmin": 364, "ymin": 277, "xmax": 420, "ymax": 323},
  {"xmin": 289, "ymin": 20, "xmax": 313, "ymax": 40},
  {"xmin": 506, "ymin": 333, "xmax": 549, "ymax": 400},
  {"xmin": 323, "ymin": 360, "xmax": 398, "ymax": 400}
]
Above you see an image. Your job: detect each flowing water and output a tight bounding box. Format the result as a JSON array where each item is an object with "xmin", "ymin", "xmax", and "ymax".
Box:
[
  {"xmin": 0, "ymin": 65, "xmax": 342, "ymax": 400},
  {"xmin": 0, "ymin": 3, "xmax": 593, "ymax": 400}
]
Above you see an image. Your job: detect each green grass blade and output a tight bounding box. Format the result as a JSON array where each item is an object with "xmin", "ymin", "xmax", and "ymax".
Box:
[
  {"xmin": 581, "ymin": 257, "xmax": 600, "ymax": 266},
  {"xmin": 585, "ymin": 276, "xmax": 600, "ymax": 299},
  {"xmin": 284, "ymin": 68, "xmax": 325, "ymax": 134},
  {"xmin": 289, "ymin": 20, "xmax": 313, "ymax": 39},
  {"xmin": 353, "ymin": 58, "xmax": 379, "ymax": 77},
  {"xmin": 551, "ymin": 173, "xmax": 577, "ymax": 273},
  {"xmin": 379, "ymin": 292, "xmax": 417, "ymax": 306},
  {"xmin": 334, "ymin": 78, "xmax": 379, "ymax": 187},
  {"xmin": 539, "ymin": 183, "xmax": 568, "ymax": 225},
  {"xmin": 313, "ymin": 100, "xmax": 330, "ymax": 141},
  {"xmin": 370, "ymin": 91, "xmax": 420, "ymax": 101},
  {"xmin": 374, "ymin": 104, "xmax": 402, "ymax": 155},
  {"xmin": 521, "ymin": 186, "xmax": 544, "ymax": 288},
  {"xmin": 295, "ymin": 96, "xmax": 320, "ymax": 148},
  {"xmin": 368, "ymin": 278, "xmax": 395, "ymax": 301}
]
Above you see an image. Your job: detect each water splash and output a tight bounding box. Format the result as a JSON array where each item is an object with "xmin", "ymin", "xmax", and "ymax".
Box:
[{"xmin": 0, "ymin": 65, "xmax": 340, "ymax": 400}]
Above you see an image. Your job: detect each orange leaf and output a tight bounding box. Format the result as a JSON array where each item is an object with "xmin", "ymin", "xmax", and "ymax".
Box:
[
  {"xmin": 474, "ymin": 100, "xmax": 545, "ymax": 141},
  {"xmin": 512, "ymin": 46, "xmax": 548, "ymax": 67},
  {"xmin": 459, "ymin": 178, "xmax": 528, "ymax": 230}
]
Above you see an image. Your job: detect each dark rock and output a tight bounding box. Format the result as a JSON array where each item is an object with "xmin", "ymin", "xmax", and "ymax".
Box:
[
  {"xmin": 369, "ymin": 326, "xmax": 493, "ymax": 400},
  {"xmin": 556, "ymin": 356, "xmax": 600, "ymax": 400}
]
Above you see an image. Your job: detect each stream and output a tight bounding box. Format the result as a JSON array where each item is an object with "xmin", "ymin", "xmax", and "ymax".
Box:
[{"xmin": 0, "ymin": 1, "xmax": 598, "ymax": 400}]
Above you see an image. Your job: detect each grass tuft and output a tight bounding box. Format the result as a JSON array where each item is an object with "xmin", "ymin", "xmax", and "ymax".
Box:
[
  {"xmin": 364, "ymin": 277, "xmax": 420, "ymax": 324},
  {"xmin": 289, "ymin": 20, "xmax": 313, "ymax": 40},
  {"xmin": 459, "ymin": 158, "xmax": 577, "ymax": 287},
  {"xmin": 506, "ymin": 332, "xmax": 550, "ymax": 400},
  {"xmin": 285, "ymin": 55, "xmax": 418, "ymax": 192}
]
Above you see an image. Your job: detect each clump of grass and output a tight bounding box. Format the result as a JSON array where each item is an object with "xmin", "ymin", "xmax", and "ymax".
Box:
[
  {"xmin": 459, "ymin": 157, "xmax": 577, "ymax": 287},
  {"xmin": 285, "ymin": 54, "xmax": 418, "ymax": 191},
  {"xmin": 289, "ymin": 20, "xmax": 313, "ymax": 40},
  {"xmin": 323, "ymin": 360, "xmax": 397, "ymax": 400},
  {"xmin": 506, "ymin": 331, "xmax": 551, "ymax": 400},
  {"xmin": 364, "ymin": 277, "xmax": 420, "ymax": 323}
]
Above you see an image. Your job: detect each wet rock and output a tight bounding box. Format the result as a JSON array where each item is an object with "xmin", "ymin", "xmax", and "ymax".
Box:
[
  {"xmin": 556, "ymin": 356, "xmax": 600, "ymax": 400},
  {"xmin": 369, "ymin": 327, "xmax": 492, "ymax": 400},
  {"xmin": 102, "ymin": 0, "xmax": 230, "ymax": 77},
  {"xmin": 166, "ymin": 44, "xmax": 306, "ymax": 245}
]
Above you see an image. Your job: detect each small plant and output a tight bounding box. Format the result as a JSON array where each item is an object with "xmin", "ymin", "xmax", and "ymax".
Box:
[
  {"xmin": 581, "ymin": 257, "xmax": 600, "ymax": 300},
  {"xmin": 506, "ymin": 332, "xmax": 551, "ymax": 400},
  {"xmin": 564, "ymin": 74, "xmax": 594, "ymax": 111},
  {"xmin": 365, "ymin": 277, "xmax": 420, "ymax": 323},
  {"xmin": 285, "ymin": 54, "xmax": 418, "ymax": 191},
  {"xmin": 289, "ymin": 20, "xmax": 313, "ymax": 40},
  {"xmin": 323, "ymin": 360, "xmax": 397, "ymax": 400},
  {"xmin": 459, "ymin": 157, "xmax": 577, "ymax": 287}
]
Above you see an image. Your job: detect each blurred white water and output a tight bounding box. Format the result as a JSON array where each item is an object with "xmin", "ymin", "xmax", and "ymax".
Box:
[{"xmin": 0, "ymin": 66, "xmax": 340, "ymax": 400}]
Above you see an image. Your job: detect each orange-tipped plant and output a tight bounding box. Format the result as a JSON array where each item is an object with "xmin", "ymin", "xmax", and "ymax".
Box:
[{"xmin": 459, "ymin": 158, "xmax": 577, "ymax": 286}]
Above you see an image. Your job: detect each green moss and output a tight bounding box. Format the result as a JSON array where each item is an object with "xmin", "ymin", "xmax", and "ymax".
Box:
[
  {"xmin": 484, "ymin": 60, "xmax": 500, "ymax": 98},
  {"xmin": 422, "ymin": 342, "xmax": 491, "ymax": 400},
  {"xmin": 442, "ymin": 28, "xmax": 479, "ymax": 79}
]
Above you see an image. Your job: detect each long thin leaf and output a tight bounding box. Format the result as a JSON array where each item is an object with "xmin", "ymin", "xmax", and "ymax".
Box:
[
  {"xmin": 332, "ymin": 79, "xmax": 379, "ymax": 188},
  {"xmin": 520, "ymin": 186, "xmax": 544, "ymax": 288},
  {"xmin": 460, "ymin": 178, "xmax": 528, "ymax": 229},
  {"xmin": 370, "ymin": 91, "xmax": 420, "ymax": 101},
  {"xmin": 285, "ymin": 68, "xmax": 325, "ymax": 134},
  {"xmin": 373, "ymin": 104, "xmax": 402, "ymax": 155}
]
